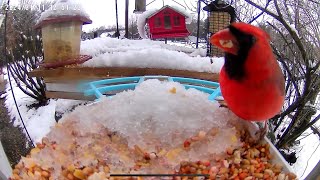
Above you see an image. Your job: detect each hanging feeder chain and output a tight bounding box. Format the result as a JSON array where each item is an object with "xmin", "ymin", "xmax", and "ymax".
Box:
[{"xmin": 3, "ymin": 0, "xmax": 35, "ymax": 148}]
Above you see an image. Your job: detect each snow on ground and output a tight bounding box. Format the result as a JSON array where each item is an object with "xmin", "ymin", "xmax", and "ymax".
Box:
[
  {"xmin": 4, "ymin": 82, "xmax": 56, "ymax": 143},
  {"xmin": 0, "ymin": 14, "xmax": 4, "ymax": 28},
  {"xmin": 80, "ymin": 37, "xmax": 224, "ymax": 73},
  {"xmin": 3, "ymin": 81, "xmax": 87, "ymax": 143},
  {"xmin": 293, "ymin": 128, "xmax": 320, "ymax": 179}
]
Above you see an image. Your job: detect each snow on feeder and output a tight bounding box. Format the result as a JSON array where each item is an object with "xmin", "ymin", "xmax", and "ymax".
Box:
[
  {"xmin": 35, "ymin": 0, "xmax": 92, "ymax": 68},
  {"xmin": 203, "ymin": 0, "xmax": 236, "ymax": 57}
]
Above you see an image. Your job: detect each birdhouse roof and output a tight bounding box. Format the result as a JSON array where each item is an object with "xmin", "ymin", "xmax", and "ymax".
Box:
[{"xmin": 146, "ymin": 5, "xmax": 190, "ymax": 20}]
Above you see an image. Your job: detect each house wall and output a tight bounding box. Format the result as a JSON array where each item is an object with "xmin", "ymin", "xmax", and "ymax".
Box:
[{"xmin": 148, "ymin": 7, "xmax": 187, "ymax": 35}]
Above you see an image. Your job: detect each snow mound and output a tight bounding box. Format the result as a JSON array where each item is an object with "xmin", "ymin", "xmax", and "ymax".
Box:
[
  {"xmin": 190, "ymin": 48, "xmax": 207, "ymax": 57},
  {"xmin": 55, "ymin": 79, "xmax": 241, "ymax": 153},
  {"xmin": 80, "ymin": 37, "xmax": 224, "ymax": 73}
]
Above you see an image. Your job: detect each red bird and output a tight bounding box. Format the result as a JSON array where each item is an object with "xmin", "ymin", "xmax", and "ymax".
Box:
[{"xmin": 210, "ymin": 23, "xmax": 285, "ymax": 137}]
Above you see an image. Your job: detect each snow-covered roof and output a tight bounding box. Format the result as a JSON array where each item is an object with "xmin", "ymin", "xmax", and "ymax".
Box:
[
  {"xmin": 137, "ymin": 6, "xmax": 192, "ymax": 39},
  {"xmin": 36, "ymin": 0, "xmax": 91, "ymax": 28},
  {"xmin": 145, "ymin": 5, "xmax": 190, "ymax": 19}
]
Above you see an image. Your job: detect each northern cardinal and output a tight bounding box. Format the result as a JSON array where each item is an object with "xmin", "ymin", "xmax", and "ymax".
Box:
[{"xmin": 210, "ymin": 22, "xmax": 285, "ymax": 139}]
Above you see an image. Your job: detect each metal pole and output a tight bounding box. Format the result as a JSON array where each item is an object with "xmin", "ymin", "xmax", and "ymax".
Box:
[
  {"xmin": 131, "ymin": 16, "xmax": 133, "ymax": 39},
  {"xmin": 115, "ymin": 0, "xmax": 120, "ymax": 39},
  {"xmin": 196, "ymin": 0, "xmax": 201, "ymax": 49},
  {"xmin": 125, "ymin": 0, "xmax": 129, "ymax": 38}
]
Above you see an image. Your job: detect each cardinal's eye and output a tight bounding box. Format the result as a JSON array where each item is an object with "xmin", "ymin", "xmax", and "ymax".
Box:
[{"xmin": 251, "ymin": 36, "xmax": 256, "ymax": 44}]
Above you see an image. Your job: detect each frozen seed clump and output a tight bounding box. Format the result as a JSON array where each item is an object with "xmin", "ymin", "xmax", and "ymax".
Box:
[{"xmin": 10, "ymin": 80, "xmax": 296, "ymax": 180}]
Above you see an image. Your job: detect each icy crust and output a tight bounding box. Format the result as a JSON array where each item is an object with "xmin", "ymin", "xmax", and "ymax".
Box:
[
  {"xmin": 37, "ymin": 0, "xmax": 90, "ymax": 24},
  {"xmin": 21, "ymin": 80, "xmax": 242, "ymax": 178},
  {"xmin": 67, "ymin": 80, "xmax": 240, "ymax": 151}
]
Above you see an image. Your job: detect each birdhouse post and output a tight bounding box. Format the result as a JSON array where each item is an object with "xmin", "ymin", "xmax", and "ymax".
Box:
[
  {"xmin": 34, "ymin": 0, "xmax": 92, "ymax": 68},
  {"xmin": 203, "ymin": 0, "xmax": 236, "ymax": 57}
]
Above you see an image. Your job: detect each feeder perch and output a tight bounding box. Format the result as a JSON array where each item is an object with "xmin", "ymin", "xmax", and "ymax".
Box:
[
  {"xmin": 34, "ymin": 1, "xmax": 92, "ymax": 69},
  {"xmin": 204, "ymin": 0, "xmax": 236, "ymax": 57}
]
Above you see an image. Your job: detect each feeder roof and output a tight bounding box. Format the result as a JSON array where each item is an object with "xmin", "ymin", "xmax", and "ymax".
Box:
[
  {"xmin": 203, "ymin": 0, "xmax": 236, "ymax": 23},
  {"xmin": 203, "ymin": 0, "xmax": 235, "ymax": 13},
  {"xmin": 35, "ymin": 0, "xmax": 92, "ymax": 29}
]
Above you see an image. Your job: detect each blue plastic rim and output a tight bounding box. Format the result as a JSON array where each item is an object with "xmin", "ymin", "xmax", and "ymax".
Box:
[{"xmin": 79, "ymin": 76, "xmax": 222, "ymax": 101}]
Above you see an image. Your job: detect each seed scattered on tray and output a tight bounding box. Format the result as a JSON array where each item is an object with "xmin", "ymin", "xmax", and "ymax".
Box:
[{"xmin": 9, "ymin": 80, "xmax": 297, "ymax": 180}]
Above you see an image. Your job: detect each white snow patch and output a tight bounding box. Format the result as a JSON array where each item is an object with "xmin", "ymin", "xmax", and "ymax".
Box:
[
  {"xmin": 80, "ymin": 37, "xmax": 223, "ymax": 73},
  {"xmin": 4, "ymin": 83, "xmax": 56, "ymax": 143},
  {"xmin": 289, "ymin": 24, "xmax": 300, "ymax": 38},
  {"xmin": 4, "ymin": 81, "xmax": 86, "ymax": 143},
  {"xmin": 293, "ymin": 130, "xmax": 320, "ymax": 179},
  {"xmin": 169, "ymin": 5, "xmax": 193, "ymax": 24},
  {"xmin": 190, "ymin": 48, "xmax": 207, "ymax": 57},
  {"xmin": 137, "ymin": 9, "xmax": 158, "ymax": 39},
  {"xmin": 55, "ymin": 99, "xmax": 87, "ymax": 118},
  {"xmin": 188, "ymin": 36, "xmax": 198, "ymax": 44},
  {"xmin": 0, "ymin": 14, "xmax": 4, "ymax": 29}
]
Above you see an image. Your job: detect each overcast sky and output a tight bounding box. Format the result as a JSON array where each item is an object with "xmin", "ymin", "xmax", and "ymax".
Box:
[
  {"xmin": 4, "ymin": 0, "xmax": 202, "ymax": 32},
  {"xmin": 80, "ymin": 0, "xmax": 199, "ymax": 32}
]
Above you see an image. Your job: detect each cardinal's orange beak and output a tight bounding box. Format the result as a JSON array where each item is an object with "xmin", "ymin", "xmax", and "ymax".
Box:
[{"xmin": 210, "ymin": 29, "xmax": 239, "ymax": 55}]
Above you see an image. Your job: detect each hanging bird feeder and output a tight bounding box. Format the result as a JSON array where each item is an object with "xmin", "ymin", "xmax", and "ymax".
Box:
[
  {"xmin": 133, "ymin": 0, "xmax": 146, "ymax": 13},
  {"xmin": 203, "ymin": 0, "xmax": 236, "ymax": 57},
  {"xmin": 34, "ymin": 0, "xmax": 92, "ymax": 69}
]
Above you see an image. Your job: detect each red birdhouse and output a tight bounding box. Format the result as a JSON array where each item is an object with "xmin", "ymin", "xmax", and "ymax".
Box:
[{"xmin": 146, "ymin": 5, "xmax": 190, "ymax": 39}]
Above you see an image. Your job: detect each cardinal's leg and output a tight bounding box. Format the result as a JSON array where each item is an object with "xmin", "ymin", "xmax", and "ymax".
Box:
[
  {"xmin": 256, "ymin": 121, "xmax": 268, "ymax": 140},
  {"xmin": 242, "ymin": 120, "xmax": 268, "ymax": 143}
]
